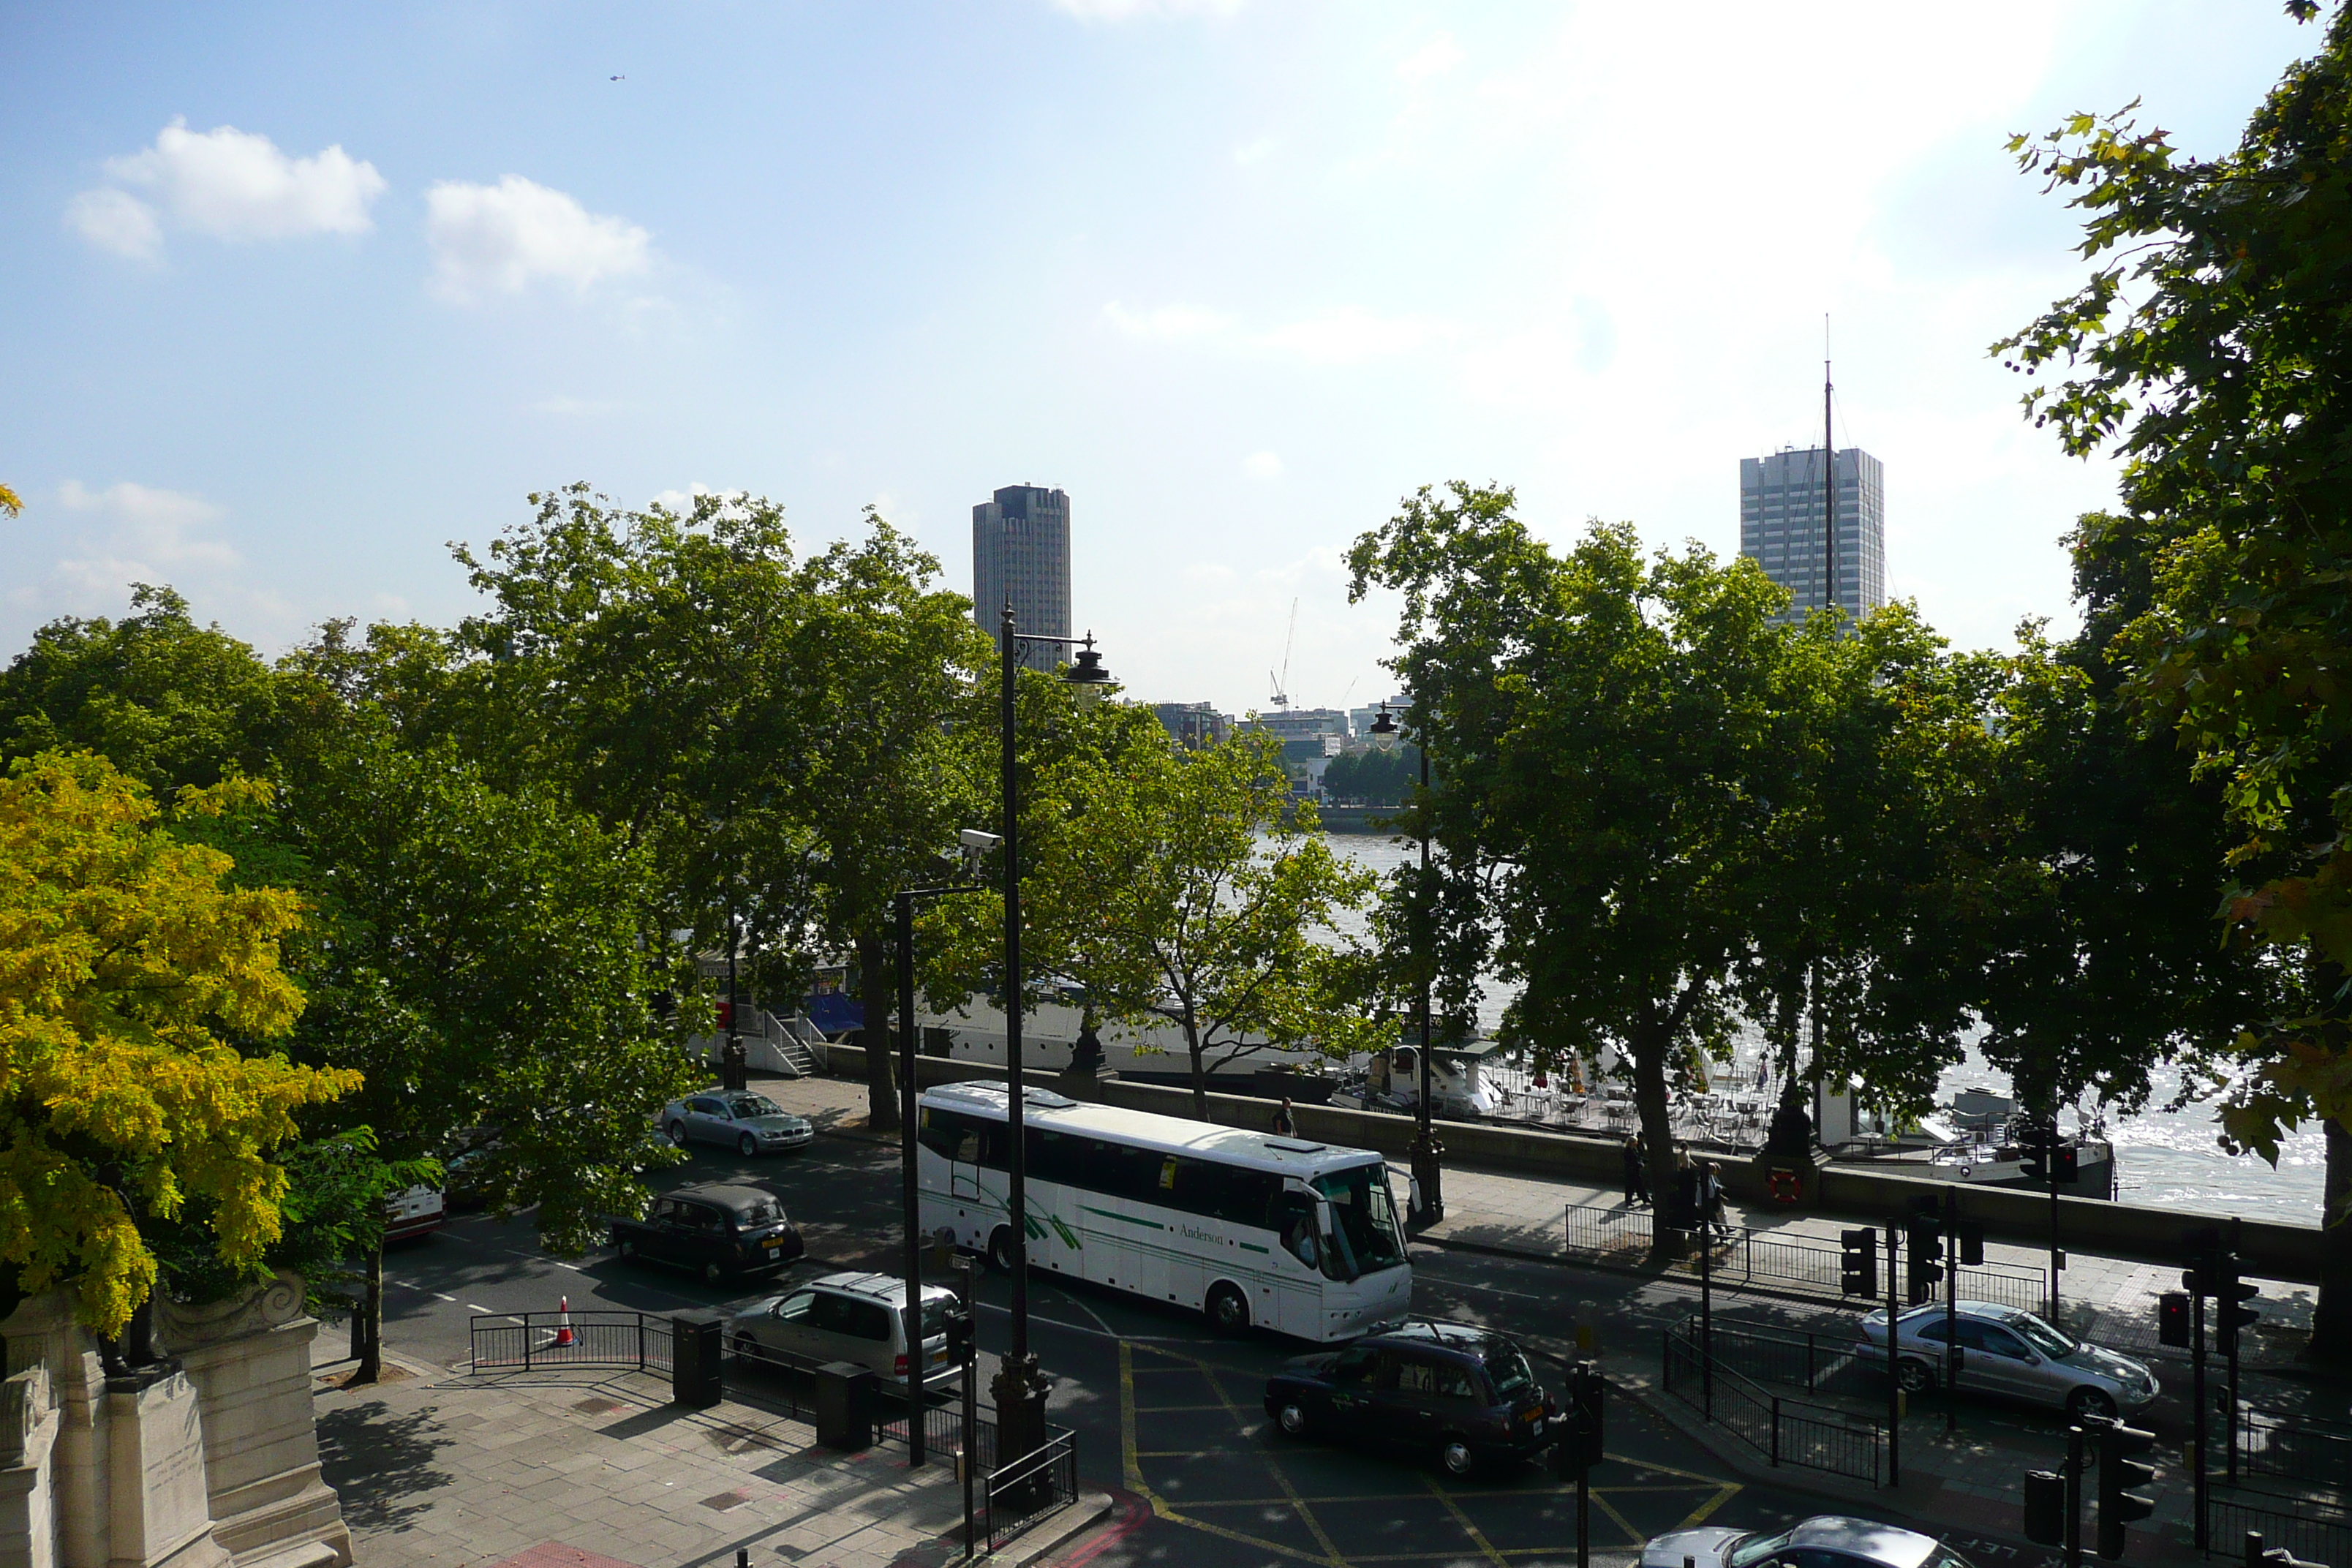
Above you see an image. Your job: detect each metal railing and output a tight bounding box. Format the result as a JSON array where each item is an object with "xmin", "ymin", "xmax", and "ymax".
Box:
[
  {"xmin": 1661, "ymin": 1328, "xmax": 1884, "ymax": 1486},
  {"xmin": 1563, "ymin": 1204, "xmax": 2048, "ymax": 1313},
  {"xmin": 470, "ymin": 1311, "xmax": 672, "ymax": 1373},
  {"xmin": 2212, "ymin": 1493, "xmax": 2352, "ymax": 1568},
  {"xmin": 1677, "ymin": 1316, "xmax": 1863, "ymax": 1395},
  {"xmin": 981, "ymin": 1428, "xmax": 1079, "ymax": 1552},
  {"xmin": 2239, "ymin": 1404, "xmax": 2352, "ymax": 1490}
]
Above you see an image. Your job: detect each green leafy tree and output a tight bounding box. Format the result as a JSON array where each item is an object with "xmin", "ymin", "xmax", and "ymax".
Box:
[
  {"xmin": 1322, "ymin": 744, "xmax": 1421, "ymax": 806},
  {"xmin": 0, "ymin": 751, "xmax": 357, "ymax": 1334},
  {"xmin": 1997, "ymin": 1, "xmax": 2352, "ymax": 1349}
]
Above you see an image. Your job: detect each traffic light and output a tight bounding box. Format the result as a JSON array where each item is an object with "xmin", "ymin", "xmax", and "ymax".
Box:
[
  {"xmin": 1906, "ymin": 1208, "xmax": 1943, "ymax": 1303},
  {"xmin": 1954, "ymin": 1221, "xmax": 1986, "ymax": 1267},
  {"xmin": 2217, "ymin": 1259, "xmax": 2261, "ymax": 1338},
  {"xmin": 2053, "ymin": 1145, "xmax": 2080, "ymax": 1182},
  {"xmin": 1840, "ymin": 1227, "xmax": 1878, "ymax": 1297},
  {"xmin": 2020, "ymin": 1148, "xmax": 2046, "ymax": 1181},
  {"xmin": 2095, "ymin": 1420, "xmax": 2158, "ymax": 1560},
  {"xmin": 2157, "ymin": 1291, "xmax": 2192, "ymax": 1349},
  {"xmin": 1558, "ymin": 1360, "xmax": 1605, "ymax": 1470},
  {"xmin": 942, "ymin": 1303, "xmax": 974, "ymax": 1362},
  {"xmin": 2023, "ymin": 1469, "xmax": 2066, "ymax": 1547}
]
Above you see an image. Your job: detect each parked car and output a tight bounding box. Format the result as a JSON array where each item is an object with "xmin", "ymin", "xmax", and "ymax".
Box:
[
  {"xmin": 1262, "ymin": 1319, "xmax": 1554, "ymax": 1477},
  {"xmin": 1643, "ymin": 1515, "xmax": 1974, "ymax": 1568},
  {"xmin": 659, "ymin": 1089, "xmax": 815, "ymax": 1156},
  {"xmin": 383, "ymin": 1184, "xmax": 445, "ymax": 1243},
  {"xmin": 440, "ymin": 1127, "xmax": 503, "ymax": 1212},
  {"xmin": 1858, "ymin": 1300, "xmax": 2158, "ymax": 1420},
  {"xmin": 609, "ymin": 1182, "xmax": 804, "ymax": 1283},
  {"xmin": 728, "ymin": 1271, "xmax": 960, "ymax": 1395}
]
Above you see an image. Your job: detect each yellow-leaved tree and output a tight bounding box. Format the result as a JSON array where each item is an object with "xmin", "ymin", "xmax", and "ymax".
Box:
[{"xmin": 0, "ymin": 750, "xmax": 358, "ymax": 1334}]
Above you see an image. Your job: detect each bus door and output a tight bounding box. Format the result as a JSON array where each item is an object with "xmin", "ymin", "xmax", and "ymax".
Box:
[{"xmin": 1265, "ymin": 1183, "xmax": 1326, "ymax": 1334}]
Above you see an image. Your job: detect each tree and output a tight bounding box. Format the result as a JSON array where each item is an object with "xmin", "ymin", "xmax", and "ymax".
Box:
[
  {"xmin": 1321, "ymin": 744, "xmax": 1422, "ymax": 806},
  {"xmin": 0, "ymin": 751, "xmax": 357, "ymax": 1335},
  {"xmin": 1997, "ymin": 1, "xmax": 2352, "ymax": 1352}
]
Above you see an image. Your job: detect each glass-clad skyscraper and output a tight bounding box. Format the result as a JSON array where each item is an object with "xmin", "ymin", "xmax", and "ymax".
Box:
[
  {"xmin": 1738, "ymin": 447, "xmax": 1885, "ymax": 622},
  {"xmin": 973, "ymin": 483, "xmax": 1071, "ymax": 671}
]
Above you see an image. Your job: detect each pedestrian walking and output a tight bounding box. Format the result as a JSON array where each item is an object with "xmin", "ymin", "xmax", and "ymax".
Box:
[
  {"xmin": 1621, "ymin": 1134, "xmax": 1648, "ymax": 1207},
  {"xmin": 1272, "ymin": 1096, "xmax": 1297, "ymax": 1138},
  {"xmin": 1700, "ymin": 1160, "xmax": 1727, "ymax": 1237}
]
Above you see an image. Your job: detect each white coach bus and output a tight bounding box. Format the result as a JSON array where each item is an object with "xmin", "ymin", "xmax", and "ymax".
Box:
[{"xmin": 916, "ymin": 1082, "xmax": 1412, "ymax": 1342}]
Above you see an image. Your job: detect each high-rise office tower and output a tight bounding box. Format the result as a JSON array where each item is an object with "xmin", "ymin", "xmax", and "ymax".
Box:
[
  {"xmin": 1738, "ymin": 447, "xmax": 1885, "ymax": 622},
  {"xmin": 972, "ymin": 483, "xmax": 1071, "ymax": 671}
]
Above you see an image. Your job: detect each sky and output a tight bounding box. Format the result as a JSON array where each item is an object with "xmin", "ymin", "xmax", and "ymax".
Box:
[{"xmin": 0, "ymin": 1, "xmax": 2325, "ymax": 718}]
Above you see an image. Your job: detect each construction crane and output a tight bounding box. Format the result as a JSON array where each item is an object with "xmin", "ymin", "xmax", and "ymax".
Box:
[{"xmin": 1267, "ymin": 598, "xmax": 1298, "ymax": 711}]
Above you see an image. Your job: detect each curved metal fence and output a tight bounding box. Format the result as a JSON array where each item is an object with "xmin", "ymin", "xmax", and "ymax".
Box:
[
  {"xmin": 1661, "ymin": 1328, "xmax": 1884, "ymax": 1486},
  {"xmin": 468, "ymin": 1310, "xmax": 671, "ymax": 1373}
]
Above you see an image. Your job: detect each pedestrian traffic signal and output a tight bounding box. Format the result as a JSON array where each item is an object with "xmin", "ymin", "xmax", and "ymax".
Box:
[
  {"xmin": 2052, "ymin": 1145, "xmax": 2079, "ymax": 1182},
  {"xmin": 2217, "ymin": 1261, "xmax": 2261, "ymax": 1337},
  {"xmin": 1840, "ymin": 1228, "xmax": 1878, "ymax": 1297},
  {"xmin": 2157, "ymin": 1291, "xmax": 2192, "ymax": 1349},
  {"xmin": 1561, "ymin": 1360, "xmax": 1605, "ymax": 1469},
  {"xmin": 2023, "ymin": 1469, "xmax": 2066, "ymax": 1547},
  {"xmin": 2095, "ymin": 1420, "xmax": 2158, "ymax": 1560},
  {"xmin": 943, "ymin": 1303, "xmax": 974, "ymax": 1362},
  {"xmin": 1954, "ymin": 1221, "xmax": 1986, "ymax": 1267}
]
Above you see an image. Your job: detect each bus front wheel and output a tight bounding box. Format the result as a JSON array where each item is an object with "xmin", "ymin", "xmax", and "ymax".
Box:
[
  {"xmin": 1205, "ymin": 1284, "xmax": 1251, "ymax": 1336},
  {"xmin": 988, "ymin": 1227, "xmax": 1019, "ymax": 1275}
]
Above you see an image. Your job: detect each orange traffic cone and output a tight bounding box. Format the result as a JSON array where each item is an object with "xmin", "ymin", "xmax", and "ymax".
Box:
[{"xmin": 551, "ymin": 1295, "xmax": 576, "ymax": 1349}]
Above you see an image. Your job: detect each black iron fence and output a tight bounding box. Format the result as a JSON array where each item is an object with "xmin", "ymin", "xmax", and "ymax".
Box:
[
  {"xmin": 469, "ymin": 1311, "xmax": 673, "ymax": 1373},
  {"xmin": 2239, "ymin": 1404, "xmax": 2352, "ymax": 1491},
  {"xmin": 1661, "ymin": 1328, "xmax": 1884, "ymax": 1486},
  {"xmin": 981, "ymin": 1428, "xmax": 1080, "ymax": 1553},
  {"xmin": 2212, "ymin": 1492, "xmax": 2352, "ymax": 1568},
  {"xmin": 1676, "ymin": 1316, "xmax": 1863, "ymax": 1395},
  {"xmin": 1564, "ymin": 1205, "xmax": 2048, "ymax": 1314}
]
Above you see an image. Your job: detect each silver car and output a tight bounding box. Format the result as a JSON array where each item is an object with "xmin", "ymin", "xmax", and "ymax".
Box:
[
  {"xmin": 728, "ymin": 1271, "xmax": 960, "ymax": 1395},
  {"xmin": 660, "ymin": 1089, "xmax": 815, "ymax": 1157},
  {"xmin": 1859, "ymin": 1300, "xmax": 2158, "ymax": 1420},
  {"xmin": 1646, "ymin": 1515, "xmax": 1973, "ymax": 1568}
]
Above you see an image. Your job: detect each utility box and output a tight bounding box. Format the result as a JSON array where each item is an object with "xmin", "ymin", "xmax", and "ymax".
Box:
[
  {"xmin": 815, "ymin": 1360, "xmax": 875, "ymax": 1450},
  {"xmin": 671, "ymin": 1314, "xmax": 723, "ymax": 1409}
]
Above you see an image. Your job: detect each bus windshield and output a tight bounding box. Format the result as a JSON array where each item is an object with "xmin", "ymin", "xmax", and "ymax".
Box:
[{"xmin": 1312, "ymin": 1165, "xmax": 1406, "ymax": 1278}]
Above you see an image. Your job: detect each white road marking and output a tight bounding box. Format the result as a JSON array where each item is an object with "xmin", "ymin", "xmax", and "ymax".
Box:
[{"xmin": 467, "ymin": 1304, "xmax": 495, "ymax": 1314}]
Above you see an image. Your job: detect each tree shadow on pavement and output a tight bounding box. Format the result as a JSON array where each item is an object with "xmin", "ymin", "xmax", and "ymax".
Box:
[{"xmin": 317, "ymin": 1400, "xmax": 457, "ymax": 1533}]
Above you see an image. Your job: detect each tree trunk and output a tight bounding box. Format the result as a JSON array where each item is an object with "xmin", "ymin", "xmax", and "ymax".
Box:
[
  {"xmin": 1184, "ymin": 1001, "xmax": 1207, "ymax": 1120},
  {"xmin": 352, "ymin": 1245, "xmax": 383, "ymax": 1385},
  {"xmin": 1630, "ymin": 1024, "xmax": 1681, "ymax": 1247},
  {"xmin": 859, "ymin": 930, "xmax": 899, "ymax": 1135},
  {"xmin": 2313, "ymin": 1117, "xmax": 2351, "ymax": 1365}
]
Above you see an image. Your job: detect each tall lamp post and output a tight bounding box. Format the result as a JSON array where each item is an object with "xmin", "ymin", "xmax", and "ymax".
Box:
[
  {"xmin": 1368, "ymin": 703, "xmax": 1443, "ymax": 1223},
  {"xmin": 994, "ymin": 604, "xmax": 1115, "ymax": 1470}
]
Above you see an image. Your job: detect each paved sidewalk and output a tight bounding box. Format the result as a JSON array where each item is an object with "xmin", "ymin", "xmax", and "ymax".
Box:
[{"xmin": 312, "ymin": 1353, "xmax": 1103, "ymax": 1568}]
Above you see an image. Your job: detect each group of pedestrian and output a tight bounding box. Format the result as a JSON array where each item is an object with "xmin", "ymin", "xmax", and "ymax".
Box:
[{"xmin": 1619, "ymin": 1134, "xmax": 1730, "ymax": 1235}]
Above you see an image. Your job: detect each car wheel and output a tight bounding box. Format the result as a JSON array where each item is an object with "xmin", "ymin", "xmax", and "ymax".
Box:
[
  {"xmin": 667, "ymin": 1121, "xmax": 690, "ymax": 1147},
  {"xmin": 1275, "ymin": 1401, "xmax": 1311, "ymax": 1439},
  {"xmin": 704, "ymin": 1260, "xmax": 726, "ymax": 1285},
  {"xmin": 734, "ymin": 1333, "xmax": 761, "ymax": 1364},
  {"xmin": 1205, "ymin": 1284, "xmax": 1251, "ymax": 1337},
  {"xmin": 988, "ymin": 1226, "xmax": 1019, "ymax": 1275},
  {"xmin": 2068, "ymin": 1385, "xmax": 2117, "ymax": 1421},
  {"xmin": 738, "ymin": 1132, "xmax": 759, "ymax": 1158},
  {"xmin": 615, "ymin": 1237, "xmax": 635, "ymax": 1261},
  {"xmin": 1896, "ymin": 1357, "xmax": 1935, "ymax": 1395},
  {"xmin": 1439, "ymin": 1436, "xmax": 1477, "ymax": 1479}
]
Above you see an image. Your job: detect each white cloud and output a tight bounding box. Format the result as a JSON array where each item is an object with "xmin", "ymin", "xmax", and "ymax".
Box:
[
  {"xmin": 83, "ymin": 120, "xmax": 384, "ymax": 251},
  {"xmin": 425, "ymin": 176, "xmax": 652, "ymax": 304},
  {"xmin": 64, "ymin": 189, "xmax": 163, "ymax": 262},
  {"xmin": 57, "ymin": 480, "xmax": 236, "ymax": 565},
  {"xmin": 1253, "ymin": 307, "xmax": 1452, "ymax": 365},
  {"xmin": 1101, "ymin": 300, "xmax": 1233, "ymax": 340},
  {"xmin": 1396, "ymin": 32, "xmax": 1465, "ymax": 86},
  {"xmin": 1243, "ymin": 451, "xmax": 1284, "ymax": 480}
]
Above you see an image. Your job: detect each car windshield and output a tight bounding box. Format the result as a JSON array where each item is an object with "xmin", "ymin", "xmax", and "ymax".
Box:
[
  {"xmin": 1726, "ymin": 1532, "xmax": 1792, "ymax": 1568},
  {"xmin": 1483, "ymin": 1341, "xmax": 1537, "ymax": 1400},
  {"xmin": 2007, "ymin": 1313, "xmax": 2076, "ymax": 1357},
  {"xmin": 920, "ymin": 1297, "xmax": 950, "ymax": 1337},
  {"xmin": 1311, "ymin": 1164, "xmax": 1406, "ymax": 1279},
  {"xmin": 726, "ymin": 1095, "xmax": 785, "ymax": 1118}
]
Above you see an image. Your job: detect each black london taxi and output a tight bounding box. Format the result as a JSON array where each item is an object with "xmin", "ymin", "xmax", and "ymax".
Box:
[
  {"xmin": 1262, "ymin": 1319, "xmax": 1555, "ymax": 1477},
  {"xmin": 609, "ymin": 1182, "xmax": 804, "ymax": 1283}
]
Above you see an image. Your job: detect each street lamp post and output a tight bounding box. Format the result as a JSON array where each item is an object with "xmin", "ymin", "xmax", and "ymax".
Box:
[
  {"xmin": 993, "ymin": 603, "xmax": 1114, "ymax": 1473},
  {"xmin": 1369, "ymin": 704, "xmax": 1444, "ymax": 1224}
]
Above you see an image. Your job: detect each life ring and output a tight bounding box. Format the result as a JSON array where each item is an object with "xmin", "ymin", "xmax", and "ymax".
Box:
[{"xmin": 1768, "ymin": 1166, "xmax": 1801, "ymax": 1205}]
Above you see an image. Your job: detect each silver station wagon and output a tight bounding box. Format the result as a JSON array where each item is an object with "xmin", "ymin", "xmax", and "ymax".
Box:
[
  {"xmin": 1860, "ymin": 1300, "xmax": 2158, "ymax": 1420},
  {"xmin": 728, "ymin": 1271, "xmax": 960, "ymax": 1395}
]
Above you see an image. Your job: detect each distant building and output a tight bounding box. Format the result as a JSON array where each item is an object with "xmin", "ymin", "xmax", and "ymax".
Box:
[
  {"xmin": 1153, "ymin": 702, "xmax": 1233, "ymax": 748},
  {"xmin": 973, "ymin": 483, "xmax": 1071, "ymax": 672},
  {"xmin": 1738, "ymin": 447, "xmax": 1885, "ymax": 622},
  {"xmin": 1244, "ymin": 707, "xmax": 1349, "ymax": 742}
]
